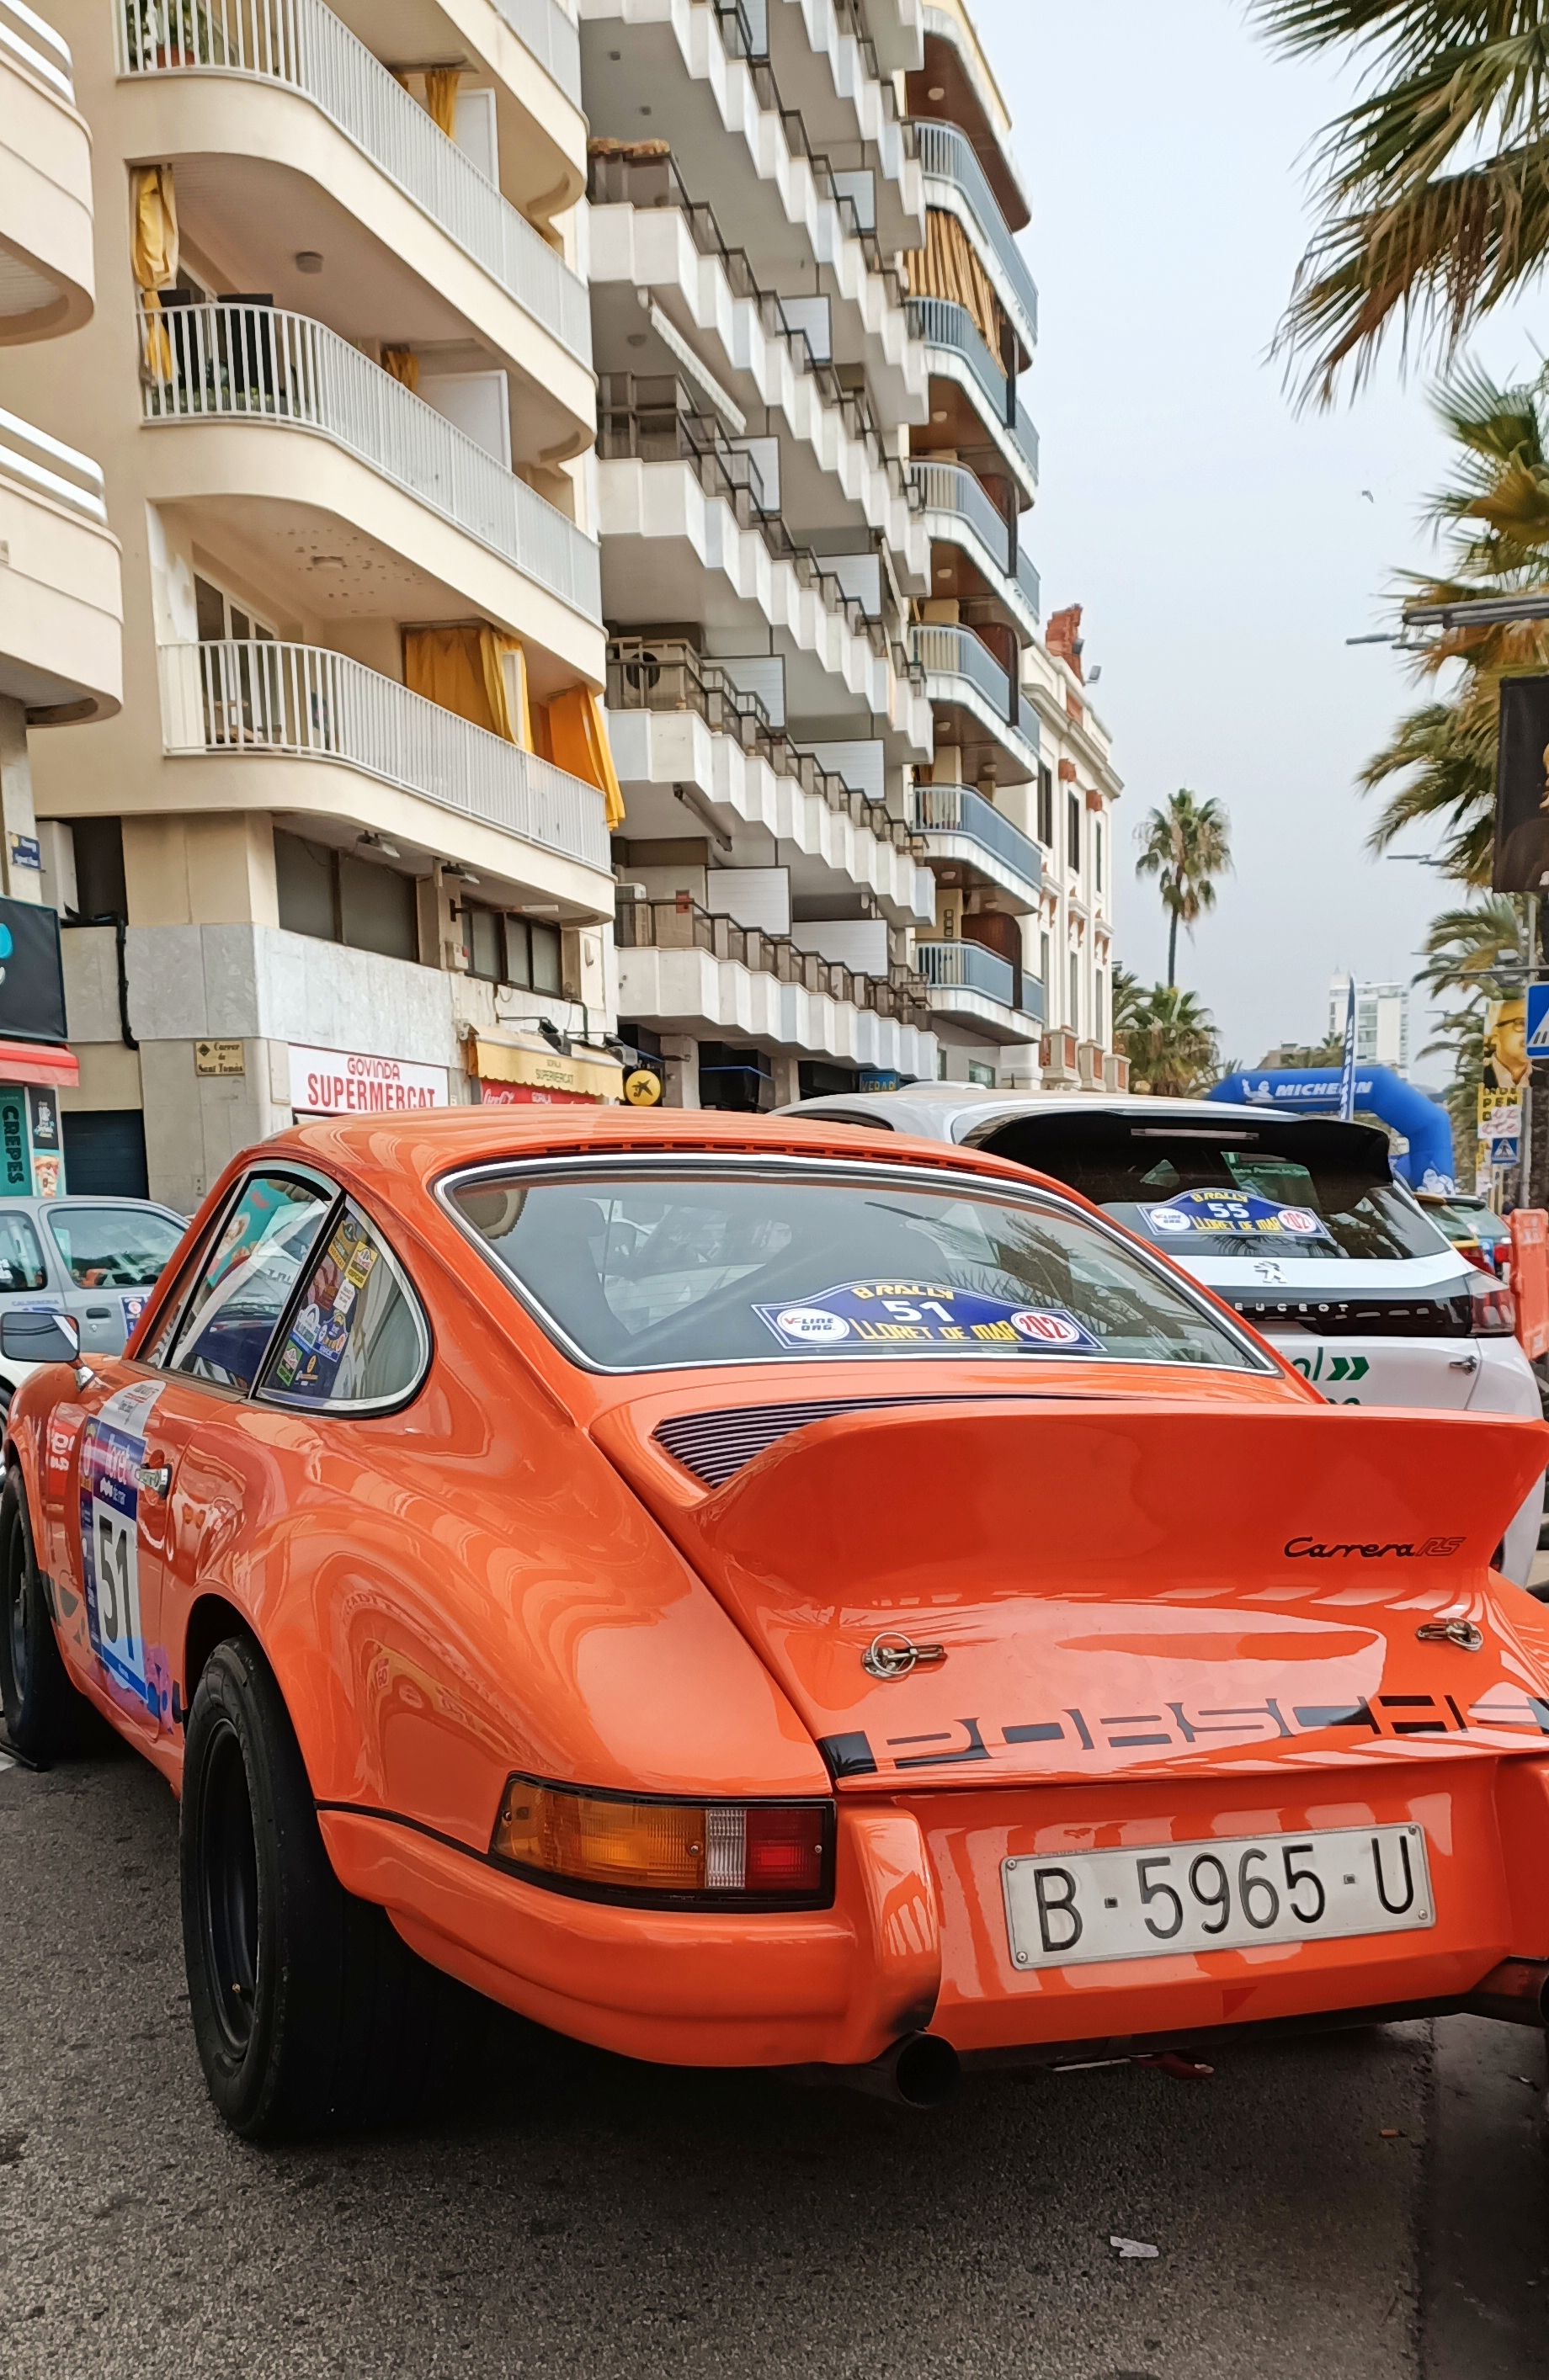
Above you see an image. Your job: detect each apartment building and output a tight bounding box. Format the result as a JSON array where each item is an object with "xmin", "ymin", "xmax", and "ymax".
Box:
[
  {"xmin": 1, "ymin": 0, "xmax": 124, "ymax": 1187},
  {"xmin": 583, "ymin": 0, "xmax": 940, "ymax": 1108},
  {"xmin": 1019, "ymin": 603, "xmax": 1123, "ymax": 1092},
  {"xmin": 3, "ymin": 0, "xmax": 622, "ymax": 1210}
]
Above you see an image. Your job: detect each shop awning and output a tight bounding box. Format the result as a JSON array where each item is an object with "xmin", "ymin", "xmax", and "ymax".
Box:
[
  {"xmin": 0, "ymin": 1040, "xmax": 79, "ymax": 1088},
  {"xmin": 468, "ymin": 1038, "xmax": 624, "ymax": 1103}
]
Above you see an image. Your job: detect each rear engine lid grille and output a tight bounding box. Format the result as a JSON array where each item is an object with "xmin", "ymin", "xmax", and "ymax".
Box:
[{"xmin": 654, "ymin": 1399, "xmax": 915, "ymax": 1488}]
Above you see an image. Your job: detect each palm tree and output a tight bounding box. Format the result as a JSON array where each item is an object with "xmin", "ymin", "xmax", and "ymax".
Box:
[
  {"xmin": 1119, "ymin": 983, "xmax": 1221, "ymax": 1097},
  {"xmin": 1134, "ymin": 790, "xmax": 1233, "ymax": 987},
  {"xmin": 1413, "ymin": 894, "xmax": 1526, "ymax": 1152},
  {"xmin": 1250, "ymin": 2, "xmax": 1549, "ymax": 402},
  {"xmin": 1361, "ymin": 365, "xmax": 1549, "ymax": 877}
]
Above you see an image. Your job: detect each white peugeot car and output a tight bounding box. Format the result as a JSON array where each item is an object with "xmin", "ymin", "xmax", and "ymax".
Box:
[{"xmin": 780, "ymin": 1086, "xmax": 1546, "ymax": 1588}]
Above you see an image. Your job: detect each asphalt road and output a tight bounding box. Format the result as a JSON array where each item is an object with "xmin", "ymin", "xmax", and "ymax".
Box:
[{"xmin": 0, "ymin": 1745, "xmax": 1544, "ymax": 2380}]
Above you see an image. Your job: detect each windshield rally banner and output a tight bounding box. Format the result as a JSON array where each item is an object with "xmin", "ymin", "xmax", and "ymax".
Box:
[
  {"xmin": 1140, "ymin": 1190, "xmax": 1331, "ymax": 1242},
  {"xmin": 753, "ymin": 1278, "xmax": 1104, "ymax": 1354}
]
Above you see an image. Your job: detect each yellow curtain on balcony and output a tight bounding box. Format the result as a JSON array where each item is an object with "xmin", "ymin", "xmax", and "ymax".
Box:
[
  {"xmin": 404, "ymin": 625, "xmax": 532, "ymax": 747},
  {"xmin": 130, "ymin": 163, "xmax": 179, "ymax": 380},
  {"xmin": 549, "ymin": 687, "xmax": 626, "ymax": 831},
  {"xmin": 381, "ymin": 347, "xmax": 419, "ymax": 392},
  {"xmin": 423, "ymin": 68, "xmax": 460, "ymax": 137},
  {"xmin": 905, "ymin": 208, "xmax": 1005, "ymax": 359}
]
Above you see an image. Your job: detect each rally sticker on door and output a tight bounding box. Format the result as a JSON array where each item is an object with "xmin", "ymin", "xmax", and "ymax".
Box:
[
  {"xmin": 1141, "ymin": 1189, "xmax": 1331, "ymax": 1242},
  {"xmin": 753, "ymin": 1279, "xmax": 1104, "ymax": 1354},
  {"xmin": 79, "ymin": 1379, "xmax": 162, "ymax": 1714}
]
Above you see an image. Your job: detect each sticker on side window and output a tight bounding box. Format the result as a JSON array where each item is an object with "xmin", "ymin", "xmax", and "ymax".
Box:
[
  {"xmin": 266, "ymin": 1210, "xmax": 381, "ymax": 1402},
  {"xmin": 752, "ymin": 1279, "xmax": 1104, "ymax": 1355},
  {"xmin": 1141, "ymin": 1189, "xmax": 1331, "ymax": 1241},
  {"xmin": 79, "ymin": 1379, "xmax": 163, "ymax": 1714}
]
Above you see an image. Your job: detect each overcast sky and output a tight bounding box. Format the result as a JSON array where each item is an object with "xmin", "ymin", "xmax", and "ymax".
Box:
[{"xmin": 976, "ymin": 0, "xmax": 1543, "ymax": 1077}]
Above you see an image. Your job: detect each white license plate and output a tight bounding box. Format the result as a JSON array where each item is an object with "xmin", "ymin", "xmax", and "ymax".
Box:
[{"xmin": 1003, "ymin": 1824, "xmax": 1435, "ymax": 1970}]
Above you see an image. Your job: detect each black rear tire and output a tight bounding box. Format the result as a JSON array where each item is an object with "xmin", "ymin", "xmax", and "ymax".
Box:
[
  {"xmin": 181, "ymin": 1632, "xmax": 487, "ymax": 2139},
  {"xmin": 0, "ymin": 1465, "xmax": 89, "ymax": 1761}
]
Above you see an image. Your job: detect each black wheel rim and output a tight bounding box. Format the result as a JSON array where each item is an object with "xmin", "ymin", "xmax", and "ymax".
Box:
[{"xmin": 199, "ymin": 1719, "xmax": 260, "ymax": 2055}]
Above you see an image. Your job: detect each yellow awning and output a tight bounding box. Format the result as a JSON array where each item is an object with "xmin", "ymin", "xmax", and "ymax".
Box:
[{"xmin": 469, "ymin": 1039, "xmax": 624, "ymax": 1101}]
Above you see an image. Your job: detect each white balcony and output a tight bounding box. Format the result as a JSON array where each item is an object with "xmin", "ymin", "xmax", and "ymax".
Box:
[
  {"xmin": 913, "ymin": 935, "xmax": 1042, "ymax": 1046},
  {"xmin": 911, "ymin": 118, "xmax": 1037, "ymax": 364},
  {"xmin": 908, "ymin": 297, "xmax": 1038, "ymax": 503},
  {"xmin": 158, "ymin": 640, "xmax": 614, "ymax": 906},
  {"xmin": 606, "ymin": 644, "xmax": 934, "ymax": 927},
  {"xmin": 741, "ymin": 0, "xmax": 924, "ymax": 249},
  {"xmin": 913, "ymin": 459, "xmax": 1039, "ymax": 643},
  {"xmin": 1, "ymin": 0, "xmax": 93, "ymax": 341},
  {"xmin": 140, "ymin": 302, "xmax": 600, "ymax": 637},
  {"xmin": 0, "ymin": 407, "xmax": 121, "ymax": 721},
  {"xmin": 599, "ymin": 453, "xmax": 931, "ymax": 758},
  {"xmin": 578, "ymin": 0, "xmax": 928, "ymax": 428},
  {"xmin": 617, "ymin": 898, "xmax": 935, "ymax": 1076},
  {"xmin": 913, "ymin": 782, "xmax": 1041, "ymax": 911},
  {"xmin": 912, "ymin": 620, "xmax": 1039, "ymax": 786},
  {"xmin": 120, "ymin": 0, "xmax": 594, "ymax": 449},
  {"xmin": 588, "ymin": 162, "xmax": 926, "ymax": 584}
]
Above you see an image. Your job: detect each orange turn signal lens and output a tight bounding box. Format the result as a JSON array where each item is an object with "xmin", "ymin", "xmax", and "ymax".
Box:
[{"xmin": 491, "ymin": 1777, "xmax": 834, "ymax": 1908}]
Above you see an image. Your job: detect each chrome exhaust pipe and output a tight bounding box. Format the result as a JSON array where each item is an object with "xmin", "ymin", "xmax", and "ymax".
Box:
[
  {"xmin": 814, "ymin": 2032, "xmax": 961, "ymax": 2108},
  {"xmin": 1464, "ymin": 1958, "xmax": 1549, "ymax": 2026}
]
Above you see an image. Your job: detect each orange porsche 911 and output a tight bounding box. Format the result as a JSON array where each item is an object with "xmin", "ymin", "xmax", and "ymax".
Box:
[{"xmin": 4, "ymin": 1107, "xmax": 1549, "ymax": 2138}]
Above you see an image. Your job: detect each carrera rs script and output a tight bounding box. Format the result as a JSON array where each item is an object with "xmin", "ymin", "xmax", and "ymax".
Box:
[{"xmin": 1284, "ymin": 1535, "xmax": 1466, "ymax": 1560}]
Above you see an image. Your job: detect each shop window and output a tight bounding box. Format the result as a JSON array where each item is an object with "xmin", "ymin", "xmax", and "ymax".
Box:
[
  {"xmin": 275, "ymin": 831, "xmax": 418, "ymax": 964},
  {"xmin": 967, "ymin": 1061, "xmax": 995, "ymax": 1088},
  {"xmin": 699, "ymin": 1041, "xmax": 774, "ymax": 1113},
  {"xmin": 61, "ymin": 1113, "xmax": 147, "ymax": 1198}
]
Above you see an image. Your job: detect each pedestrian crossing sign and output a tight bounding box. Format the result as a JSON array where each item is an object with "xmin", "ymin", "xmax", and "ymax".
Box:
[{"xmin": 1530, "ymin": 984, "xmax": 1549, "ymax": 1055}]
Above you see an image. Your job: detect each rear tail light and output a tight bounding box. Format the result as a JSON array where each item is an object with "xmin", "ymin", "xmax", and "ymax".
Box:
[
  {"xmin": 1461, "ymin": 1243, "xmax": 1493, "ymax": 1273},
  {"xmin": 490, "ymin": 1775, "xmax": 835, "ymax": 1908},
  {"xmin": 1470, "ymin": 1270, "xmax": 1516, "ymax": 1336}
]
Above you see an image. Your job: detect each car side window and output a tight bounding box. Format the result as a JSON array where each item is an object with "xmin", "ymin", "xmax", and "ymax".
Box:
[
  {"xmin": 164, "ymin": 1175, "xmax": 335, "ymax": 1394},
  {"xmin": 0, "ymin": 1214, "xmax": 47, "ymax": 1293},
  {"xmin": 259, "ymin": 1203, "xmax": 428, "ymax": 1411}
]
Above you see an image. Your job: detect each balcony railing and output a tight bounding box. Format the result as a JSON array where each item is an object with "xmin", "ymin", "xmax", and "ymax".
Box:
[
  {"xmin": 911, "ymin": 460, "xmax": 1041, "ymax": 624},
  {"xmin": 911, "ymin": 120, "xmax": 1039, "ymax": 353},
  {"xmin": 0, "ymin": 403, "xmax": 107, "ymax": 522},
  {"xmin": 617, "ymin": 890, "xmax": 931, "ymax": 1030},
  {"xmin": 138, "ymin": 301, "xmax": 601, "ymax": 620},
  {"xmin": 165, "ymin": 640, "xmax": 611, "ymax": 871},
  {"xmin": 606, "ymin": 635, "xmax": 918, "ymax": 853},
  {"xmin": 915, "ymin": 936, "xmax": 1037, "ymax": 1017},
  {"xmin": 913, "ymin": 784, "xmax": 1041, "ymax": 892},
  {"xmin": 491, "ymin": 0, "xmax": 580, "ymax": 106},
  {"xmin": 599, "ymin": 377, "xmax": 913, "ymax": 669},
  {"xmin": 3, "ymin": 0, "xmax": 72, "ymax": 98},
  {"xmin": 912, "ymin": 619, "xmax": 1012, "ymax": 718},
  {"xmin": 588, "ymin": 148, "xmax": 919, "ymax": 513},
  {"xmin": 118, "ymin": 0, "xmax": 591, "ymax": 364},
  {"xmin": 906, "ymin": 296, "xmax": 1039, "ymax": 484}
]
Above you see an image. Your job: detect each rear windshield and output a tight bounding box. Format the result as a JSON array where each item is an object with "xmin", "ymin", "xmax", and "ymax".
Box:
[
  {"xmin": 977, "ymin": 1114, "xmax": 1452, "ymax": 1264},
  {"xmin": 448, "ymin": 1165, "xmax": 1266, "ymax": 1373},
  {"xmin": 1424, "ymin": 1198, "xmax": 1508, "ymax": 1246},
  {"xmin": 49, "ymin": 1205, "xmax": 183, "ymax": 1288}
]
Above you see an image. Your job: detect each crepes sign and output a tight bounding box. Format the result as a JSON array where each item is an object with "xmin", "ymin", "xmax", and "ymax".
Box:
[{"xmin": 753, "ymin": 1278, "xmax": 1103, "ymax": 1355}]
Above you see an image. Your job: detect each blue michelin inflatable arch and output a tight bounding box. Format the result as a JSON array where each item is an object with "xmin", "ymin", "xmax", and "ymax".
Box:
[{"xmin": 1206, "ymin": 1066, "xmax": 1456, "ymax": 1193}]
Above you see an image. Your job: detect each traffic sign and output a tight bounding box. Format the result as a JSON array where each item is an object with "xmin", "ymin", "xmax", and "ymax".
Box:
[{"xmin": 1529, "ymin": 981, "xmax": 1549, "ymax": 1055}]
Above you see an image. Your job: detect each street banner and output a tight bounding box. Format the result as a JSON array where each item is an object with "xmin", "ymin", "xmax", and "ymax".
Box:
[
  {"xmin": 1487, "ymin": 996, "xmax": 1532, "ymax": 1087},
  {"xmin": 1494, "ymin": 676, "xmax": 1549, "ymax": 890},
  {"xmin": 1339, "ymin": 978, "xmax": 1357, "ymax": 1120},
  {"xmin": 1480, "ymin": 1082, "xmax": 1522, "ymax": 1169}
]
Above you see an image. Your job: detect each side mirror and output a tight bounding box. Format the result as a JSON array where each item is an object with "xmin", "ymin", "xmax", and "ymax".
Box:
[{"xmin": 1, "ymin": 1310, "xmax": 81, "ymax": 1365}]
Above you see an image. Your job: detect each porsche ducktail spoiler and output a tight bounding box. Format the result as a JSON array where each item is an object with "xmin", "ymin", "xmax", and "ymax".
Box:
[{"xmin": 640, "ymin": 1402, "xmax": 1549, "ymax": 1786}]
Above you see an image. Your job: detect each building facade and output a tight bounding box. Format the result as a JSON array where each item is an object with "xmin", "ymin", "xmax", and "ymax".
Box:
[
  {"xmin": 7, "ymin": 0, "xmax": 1123, "ymax": 1187},
  {"xmin": 1, "ymin": 0, "xmax": 125, "ymax": 1181},
  {"xmin": 3, "ymin": 0, "xmax": 623, "ymax": 1212},
  {"xmin": 1329, "ymin": 975, "xmax": 1411, "ymax": 1078}
]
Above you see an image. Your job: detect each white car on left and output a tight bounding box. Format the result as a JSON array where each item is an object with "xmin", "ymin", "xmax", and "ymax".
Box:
[{"xmin": 0, "ymin": 1196, "xmax": 187, "ymax": 1413}]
